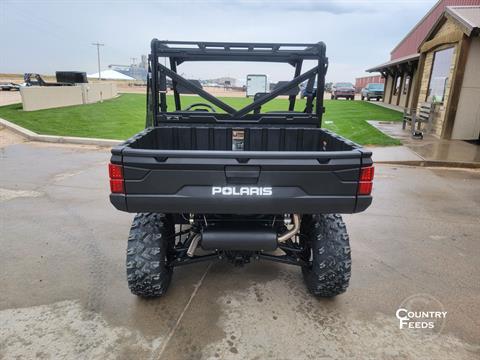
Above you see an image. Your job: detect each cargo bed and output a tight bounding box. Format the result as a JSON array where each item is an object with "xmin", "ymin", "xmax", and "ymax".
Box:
[
  {"xmin": 110, "ymin": 126, "xmax": 373, "ymax": 214},
  {"xmin": 126, "ymin": 125, "xmax": 357, "ymax": 152}
]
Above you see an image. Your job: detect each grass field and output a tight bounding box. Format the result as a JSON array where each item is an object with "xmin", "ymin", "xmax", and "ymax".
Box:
[{"xmin": 0, "ymin": 93, "xmax": 402, "ymax": 145}]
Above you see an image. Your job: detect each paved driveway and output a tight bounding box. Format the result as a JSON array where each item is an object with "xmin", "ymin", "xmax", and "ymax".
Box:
[{"xmin": 1, "ymin": 139, "xmax": 479, "ymax": 359}]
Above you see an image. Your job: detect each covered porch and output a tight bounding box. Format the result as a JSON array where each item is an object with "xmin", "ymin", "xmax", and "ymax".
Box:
[{"xmin": 366, "ymin": 53, "xmax": 419, "ymax": 110}]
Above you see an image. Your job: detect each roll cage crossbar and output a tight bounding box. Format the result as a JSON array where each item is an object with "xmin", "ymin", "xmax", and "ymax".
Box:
[{"xmin": 147, "ymin": 39, "xmax": 328, "ymax": 127}]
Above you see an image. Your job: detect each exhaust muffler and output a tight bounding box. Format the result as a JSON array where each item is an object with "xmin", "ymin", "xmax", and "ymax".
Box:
[{"xmin": 187, "ymin": 214, "xmax": 301, "ymax": 256}]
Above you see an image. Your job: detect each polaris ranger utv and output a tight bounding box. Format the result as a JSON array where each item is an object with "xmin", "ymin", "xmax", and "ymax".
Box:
[{"xmin": 109, "ymin": 40, "xmax": 374, "ymax": 298}]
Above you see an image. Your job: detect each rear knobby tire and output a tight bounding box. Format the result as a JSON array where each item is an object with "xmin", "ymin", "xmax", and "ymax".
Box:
[
  {"xmin": 301, "ymin": 214, "xmax": 351, "ymax": 297},
  {"xmin": 126, "ymin": 213, "xmax": 174, "ymax": 297}
]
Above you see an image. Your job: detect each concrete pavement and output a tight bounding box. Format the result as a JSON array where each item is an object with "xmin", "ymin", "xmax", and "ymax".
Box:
[
  {"xmin": 0, "ymin": 139, "xmax": 479, "ymax": 359},
  {"xmin": 368, "ymin": 120, "xmax": 480, "ymax": 167},
  {"xmin": 366, "ymin": 145, "xmax": 423, "ymax": 163}
]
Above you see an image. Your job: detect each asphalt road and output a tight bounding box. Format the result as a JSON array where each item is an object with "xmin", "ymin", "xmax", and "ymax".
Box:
[{"xmin": 0, "ymin": 140, "xmax": 479, "ymax": 359}]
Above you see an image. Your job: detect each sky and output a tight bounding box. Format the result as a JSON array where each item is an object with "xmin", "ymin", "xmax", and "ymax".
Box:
[{"xmin": 0, "ymin": 0, "xmax": 437, "ymax": 83}]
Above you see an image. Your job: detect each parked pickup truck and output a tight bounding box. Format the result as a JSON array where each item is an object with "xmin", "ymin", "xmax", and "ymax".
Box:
[
  {"xmin": 109, "ymin": 40, "xmax": 374, "ymax": 298},
  {"xmin": 331, "ymin": 82, "xmax": 355, "ymax": 100},
  {"xmin": 361, "ymin": 83, "xmax": 384, "ymax": 101}
]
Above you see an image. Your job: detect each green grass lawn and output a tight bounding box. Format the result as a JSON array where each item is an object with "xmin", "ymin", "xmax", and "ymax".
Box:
[{"xmin": 0, "ymin": 93, "xmax": 402, "ymax": 145}]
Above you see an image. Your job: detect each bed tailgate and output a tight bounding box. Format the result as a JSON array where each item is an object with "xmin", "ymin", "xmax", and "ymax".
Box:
[{"xmin": 109, "ymin": 148, "xmax": 373, "ymax": 214}]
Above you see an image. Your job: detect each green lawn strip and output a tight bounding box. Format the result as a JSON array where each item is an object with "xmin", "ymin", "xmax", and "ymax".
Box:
[
  {"xmin": 0, "ymin": 94, "xmax": 146, "ymax": 140},
  {"xmin": 321, "ymin": 100, "xmax": 402, "ymax": 146},
  {"xmin": 0, "ymin": 94, "xmax": 401, "ymax": 145}
]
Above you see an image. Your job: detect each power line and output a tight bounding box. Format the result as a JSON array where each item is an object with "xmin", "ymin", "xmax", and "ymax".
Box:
[{"xmin": 91, "ymin": 42, "xmax": 105, "ymax": 80}]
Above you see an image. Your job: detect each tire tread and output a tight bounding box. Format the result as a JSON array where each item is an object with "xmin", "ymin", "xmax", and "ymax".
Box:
[
  {"xmin": 126, "ymin": 213, "xmax": 174, "ymax": 297},
  {"xmin": 301, "ymin": 214, "xmax": 351, "ymax": 297}
]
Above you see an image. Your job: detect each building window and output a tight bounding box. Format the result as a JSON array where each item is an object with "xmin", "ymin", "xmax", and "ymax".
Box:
[
  {"xmin": 403, "ymin": 76, "xmax": 410, "ymax": 95},
  {"xmin": 427, "ymin": 47, "xmax": 454, "ymax": 103},
  {"xmin": 394, "ymin": 75, "xmax": 402, "ymax": 95}
]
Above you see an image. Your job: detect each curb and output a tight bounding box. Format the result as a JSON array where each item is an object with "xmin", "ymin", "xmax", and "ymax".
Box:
[
  {"xmin": 0, "ymin": 117, "xmax": 122, "ymax": 147},
  {"xmin": 375, "ymin": 160, "xmax": 480, "ymax": 169}
]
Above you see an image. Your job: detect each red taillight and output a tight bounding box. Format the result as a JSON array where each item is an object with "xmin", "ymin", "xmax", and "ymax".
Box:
[
  {"xmin": 109, "ymin": 163, "xmax": 123, "ymax": 179},
  {"xmin": 108, "ymin": 163, "xmax": 124, "ymax": 193},
  {"xmin": 110, "ymin": 179, "xmax": 124, "ymax": 193},
  {"xmin": 358, "ymin": 181, "xmax": 373, "ymax": 195},
  {"xmin": 359, "ymin": 166, "xmax": 374, "ymax": 182},
  {"xmin": 358, "ymin": 165, "xmax": 374, "ymax": 195}
]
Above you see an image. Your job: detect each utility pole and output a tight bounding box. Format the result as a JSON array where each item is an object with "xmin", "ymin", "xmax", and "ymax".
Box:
[{"xmin": 91, "ymin": 42, "xmax": 105, "ymax": 80}]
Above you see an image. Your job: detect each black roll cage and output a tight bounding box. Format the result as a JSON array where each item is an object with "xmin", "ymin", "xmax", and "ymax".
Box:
[{"xmin": 147, "ymin": 39, "xmax": 328, "ymax": 128}]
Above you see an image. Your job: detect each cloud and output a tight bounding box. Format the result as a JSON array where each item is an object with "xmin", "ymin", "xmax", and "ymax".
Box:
[
  {"xmin": 1, "ymin": 0, "xmax": 437, "ymax": 82},
  {"xmin": 222, "ymin": 0, "xmax": 378, "ymax": 14}
]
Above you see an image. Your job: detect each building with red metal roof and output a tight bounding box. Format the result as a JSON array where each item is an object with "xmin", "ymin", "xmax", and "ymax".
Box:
[
  {"xmin": 366, "ymin": 1, "xmax": 480, "ymax": 140},
  {"xmin": 391, "ymin": 0, "xmax": 480, "ymax": 60}
]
